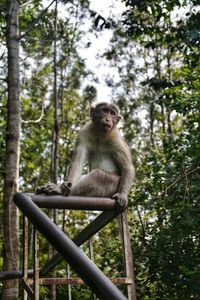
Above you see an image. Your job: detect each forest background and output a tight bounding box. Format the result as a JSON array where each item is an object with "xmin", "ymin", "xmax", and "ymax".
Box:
[{"xmin": 0, "ymin": 0, "xmax": 200, "ymax": 299}]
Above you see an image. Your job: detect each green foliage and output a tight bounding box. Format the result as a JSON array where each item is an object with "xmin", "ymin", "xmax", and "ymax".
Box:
[
  {"xmin": 1, "ymin": 0, "xmax": 200, "ymax": 299},
  {"xmin": 101, "ymin": 0, "xmax": 200, "ymax": 299}
]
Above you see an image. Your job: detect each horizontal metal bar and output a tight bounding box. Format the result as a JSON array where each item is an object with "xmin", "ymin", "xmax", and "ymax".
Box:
[
  {"xmin": 14, "ymin": 193, "xmax": 127, "ymax": 300},
  {"xmin": 27, "ymin": 277, "xmax": 133, "ymax": 286},
  {"xmin": 41, "ymin": 210, "xmax": 119, "ymax": 275},
  {"xmin": 0, "ymin": 270, "xmax": 33, "ymax": 281},
  {"xmin": 30, "ymin": 194, "xmax": 117, "ymax": 211}
]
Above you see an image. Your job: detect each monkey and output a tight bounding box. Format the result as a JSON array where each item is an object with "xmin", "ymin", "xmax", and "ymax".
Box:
[{"xmin": 36, "ymin": 102, "xmax": 135, "ymax": 209}]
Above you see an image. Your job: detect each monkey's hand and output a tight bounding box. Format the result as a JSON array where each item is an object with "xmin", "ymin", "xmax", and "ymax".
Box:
[
  {"xmin": 112, "ymin": 193, "xmax": 128, "ymax": 211},
  {"xmin": 35, "ymin": 183, "xmax": 61, "ymax": 195},
  {"xmin": 60, "ymin": 181, "xmax": 72, "ymax": 196}
]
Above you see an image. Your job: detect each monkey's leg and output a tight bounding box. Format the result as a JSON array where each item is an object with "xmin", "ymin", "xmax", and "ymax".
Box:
[{"xmin": 70, "ymin": 169, "xmax": 120, "ymax": 197}]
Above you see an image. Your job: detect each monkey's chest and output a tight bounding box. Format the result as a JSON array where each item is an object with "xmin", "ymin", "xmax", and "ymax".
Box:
[{"xmin": 88, "ymin": 151, "xmax": 119, "ymax": 174}]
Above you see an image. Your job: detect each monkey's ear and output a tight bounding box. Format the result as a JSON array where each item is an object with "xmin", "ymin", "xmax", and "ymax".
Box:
[{"xmin": 117, "ymin": 115, "xmax": 122, "ymax": 122}]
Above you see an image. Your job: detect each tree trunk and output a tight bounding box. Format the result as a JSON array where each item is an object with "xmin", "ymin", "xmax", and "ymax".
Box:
[
  {"xmin": 166, "ymin": 51, "xmax": 173, "ymax": 138},
  {"xmin": 51, "ymin": 0, "xmax": 59, "ymax": 185},
  {"xmin": 50, "ymin": 2, "xmax": 58, "ymax": 299},
  {"xmin": 2, "ymin": 0, "xmax": 20, "ymax": 299},
  {"xmin": 149, "ymin": 102, "xmax": 155, "ymax": 147}
]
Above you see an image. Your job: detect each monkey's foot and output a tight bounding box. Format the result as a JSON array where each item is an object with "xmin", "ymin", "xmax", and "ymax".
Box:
[
  {"xmin": 61, "ymin": 181, "xmax": 72, "ymax": 196},
  {"xmin": 112, "ymin": 193, "xmax": 128, "ymax": 211},
  {"xmin": 35, "ymin": 183, "xmax": 61, "ymax": 195}
]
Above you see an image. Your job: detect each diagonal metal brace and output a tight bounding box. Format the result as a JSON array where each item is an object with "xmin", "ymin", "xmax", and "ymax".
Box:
[{"xmin": 41, "ymin": 210, "xmax": 120, "ymax": 275}]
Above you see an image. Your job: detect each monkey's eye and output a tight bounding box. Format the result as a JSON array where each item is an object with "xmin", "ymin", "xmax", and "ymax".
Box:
[
  {"xmin": 102, "ymin": 108, "xmax": 109, "ymax": 113},
  {"xmin": 110, "ymin": 110, "xmax": 116, "ymax": 115}
]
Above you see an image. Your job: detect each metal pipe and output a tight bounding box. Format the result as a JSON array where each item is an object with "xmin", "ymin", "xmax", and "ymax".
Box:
[
  {"xmin": 14, "ymin": 193, "xmax": 127, "ymax": 300},
  {"xmin": 41, "ymin": 210, "xmax": 119, "ymax": 275},
  {"xmin": 0, "ymin": 270, "xmax": 33, "ymax": 281},
  {"xmin": 30, "ymin": 194, "xmax": 117, "ymax": 211}
]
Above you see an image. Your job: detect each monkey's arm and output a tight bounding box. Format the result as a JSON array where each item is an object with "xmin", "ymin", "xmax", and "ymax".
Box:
[
  {"xmin": 112, "ymin": 143, "xmax": 135, "ymax": 209},
  {"xmin": 35, "ymin": 142, "xmax": 87, "ymax": 196},
  {"xmin": 61, "ymin": 143, "xmax": 88, "ymax": 196}
]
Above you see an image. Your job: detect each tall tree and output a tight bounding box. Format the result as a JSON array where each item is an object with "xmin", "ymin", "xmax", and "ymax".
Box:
[
  {"xmin": 51, "ymin": 0, "xmax": 59, "ymax": 185},
  {"xmin": 2, "ymin": 0, "xmax": 20, "ymax": 299}
]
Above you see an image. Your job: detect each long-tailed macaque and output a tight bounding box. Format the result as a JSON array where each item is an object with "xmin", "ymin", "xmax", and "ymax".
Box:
[{"xmin": 36, "ymin": 102, "xmax": 135, "ymax": 209}]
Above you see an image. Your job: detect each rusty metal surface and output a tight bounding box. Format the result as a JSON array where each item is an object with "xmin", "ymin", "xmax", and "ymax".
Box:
[
  {"xmin": 23, "ymin": 215, "xmax": 29, "ymax": 300},
  {"xmin": 33, "ymin": 228, "xmax": 40, "ymax": 300},
  {"xmin": 27, "ymin": 277, "xmax": 132, "ymax": 286},
  {"xmin": 121, "ymin": 212, "xmax": 137, "ymax": 300}
]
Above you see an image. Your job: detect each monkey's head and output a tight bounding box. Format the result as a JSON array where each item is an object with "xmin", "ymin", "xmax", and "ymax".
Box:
[{"xmin": 90, "ymin": 102, "xmax": 121, "ymax": 133}]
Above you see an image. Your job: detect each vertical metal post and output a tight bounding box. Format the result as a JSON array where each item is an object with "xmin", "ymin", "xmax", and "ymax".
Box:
[
  {"xmin": 120, "ymin": 211, "xmax": 137, "ymax": 300},
  {"xmin": 23, "ymin": 215, "xmax": 28, "ymax": 300},
  {"xmin": 67, "ymin": 264, "xmax": 72, "ymax": 300},
  {"xmin": 89, "ymin": 238, "xmax": 96, "ymax": 300},
  {"xmin": 33, "ymin": 227, "xmax": 39, "ymax": 300}
]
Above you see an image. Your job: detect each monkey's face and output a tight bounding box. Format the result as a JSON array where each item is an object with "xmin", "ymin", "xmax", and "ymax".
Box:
[{"xmin": 91, "ymin": 104, "xmax": 121, "ymax": 133}]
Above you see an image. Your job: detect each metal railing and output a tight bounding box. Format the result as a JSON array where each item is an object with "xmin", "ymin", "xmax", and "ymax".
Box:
[{"xmin": 11, "ymin": 192, "xmax": 136, "ymax": 300}]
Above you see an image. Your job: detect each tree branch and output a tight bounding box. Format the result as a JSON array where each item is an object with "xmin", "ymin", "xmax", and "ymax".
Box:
[
  {"xmin": 21, "ymin": 100, "xmax": 45, "ymax": 124},
  {"xmin": 19, "ymin": 0, "xmax": 55, "ymax": 40},
  {"xmin": 161, "ymin": 166, "xmax": 200, "ymax": 197}
]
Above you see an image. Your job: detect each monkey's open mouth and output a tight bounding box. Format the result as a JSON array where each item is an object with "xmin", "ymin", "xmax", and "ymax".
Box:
[{"xmin": 102, "ymin": 124, "xmax": 111, "ymax": 130}]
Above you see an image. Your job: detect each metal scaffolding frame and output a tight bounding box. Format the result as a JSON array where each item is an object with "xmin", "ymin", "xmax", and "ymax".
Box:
[{"xmin": 11, "ymin": 192, "xmax": 137, "ymax": 300}]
